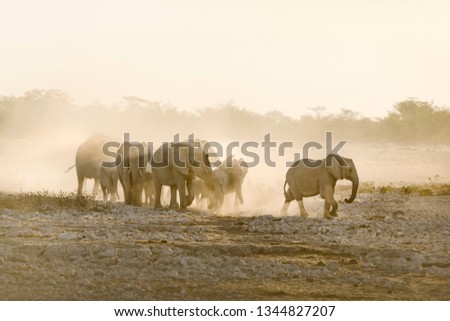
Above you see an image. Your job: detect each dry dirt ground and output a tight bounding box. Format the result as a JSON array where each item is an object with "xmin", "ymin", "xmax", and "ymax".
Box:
[{"xmin": 0, "ymin": 193, "xmax": 449, "ymax": 300}]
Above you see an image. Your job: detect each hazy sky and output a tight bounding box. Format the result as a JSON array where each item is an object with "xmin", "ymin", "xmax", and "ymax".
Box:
[{"xmin": 1, "ymin": 0, "xmax": 449, "ymax": 118}]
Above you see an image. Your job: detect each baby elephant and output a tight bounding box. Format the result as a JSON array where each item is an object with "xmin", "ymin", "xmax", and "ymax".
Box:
[{"xmin": 281, "ymin": 154, "xmax": 359, "ymax": 219}]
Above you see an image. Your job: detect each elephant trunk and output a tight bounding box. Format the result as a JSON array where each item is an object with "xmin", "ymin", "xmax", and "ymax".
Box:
[{"xmin": 344, "ymin": 175, "xmax": 359, "ymax": 204}]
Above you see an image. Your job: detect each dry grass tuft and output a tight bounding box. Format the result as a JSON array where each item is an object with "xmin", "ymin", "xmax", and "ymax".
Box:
[{"xmin": 0, "ymin": 191, "xmax": 101, "ymax": 212}]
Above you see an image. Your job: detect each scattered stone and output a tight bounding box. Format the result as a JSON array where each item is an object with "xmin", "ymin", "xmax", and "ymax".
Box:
[
  {"xmin": 58, "ymin": 232, "xmax": 78, "ymax": 240},
  {"xmin": 60, "ymin": 211, "xmax": 72, "ymax": 219},
  {"xmin": 348, "ymin": 258, "xmax": 359, "ymax": 265},
  {"xmin": 0, "ymin": 192, "xmax": 448, "ymax": 300},
  {"xmin": 97, "ymin": 248, "xmax": 117, "ymax": 259},
  {"xmin": 327, "ymin": 262, "xmax": 340, "ymax": 272},
  {"xmin": 392, "ymin": 210, "xmax": 406, "ymax": 217}
]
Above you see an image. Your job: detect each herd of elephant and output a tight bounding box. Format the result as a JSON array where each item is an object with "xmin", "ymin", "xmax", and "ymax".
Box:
[{"xmin": 70, "ymin": 134, "xmax": 359, "ymax": 218}]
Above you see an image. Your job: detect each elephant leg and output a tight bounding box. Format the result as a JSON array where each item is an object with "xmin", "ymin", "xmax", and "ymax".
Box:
[
  {"xmin": 330, "ymin": 186, "xmax": 338, "ymax": 216},
  {"xmin": 199, "ymin": 194, "xmax": 209, "ymax": 210},
  {"xmin": 109, "ymin": 178, "xmax": 115, "ymax": 202},
  {"xmin": 217, "ymin": 192, "xmax": 225, "ymax": 213},
  {"xmin": 149, "ymin": 189, "xmax": 155, "ymax": 207},
  {"xmin": 125, "ymin": 171, "xmax": 134, "ymax": 205},
  {"xmin": 218, "ymin": 199, "xmax": 224, "ymax": 214},
  {"xmin": 321, "ymin": 185, "xmax": 338, "ymax": 219},
  {"xmin": 163, "ymin": 187, "xmax": 172, "ymax": 206},
  {"xmin": 133, "ymin": 184, "xmax": 143, "ymax": 207},
  {"xmin": 234, "ymin": 194, "xmax": 240, "ymax": 210},
  {"xmin": 236, "ymin": 185, "xmax": 244, "ymax": 205},
  {"xmin": 186, "ymin": 178, "xmax": 194, "ymax": 207},
  {"xmin": 323, "ymin": 199, "xmax": 338, "ymax": 218},
  {"xmin": 280, "ymin": 201, "xmax": 290, "ymax": 215},
  {"xmin": 92, "ymin": 178, "xmax": 100, "ymax": 196},
  {"xmin": 118, "ymin": 172, "xmax": 125, "ymax": 201},
  {"xmin": 330, "ymin": 200, "xmax": 338, "ymax": 217},
  {"xmin": 148, "ymin": 183, "xmax": 155, "ymax": 207},
  {"xmin": 195, "ymin": 194, "xmax": 200, "ymax": 208},
  {"xmin": 323, "ymin": 200, "xmax": 332, "ymax": 219},
  {"xmin": 100, "ymin": 184, "xmax": 107, "ymax": 202},
  {"xmin": 77, "ymin": 174, "xmax": 84, "ymax": 196},
  {"xmin": 124, "ymin": 186, "xmax": 131, "ymax": 205},
  {"xmin": 233, "ymin": 191, "xmax": 242, "ymax": 211},
  {"xmin": 176, "ymin": 180, "xmax": 187, "ymax": 209},
  {"xmin": 145, "ymin": 185, "xmax": 152, "ymax": 205},
  {"xmin": 170, "ymin": 185, "xmax": 179, "ymax": 209},
  {"xmin": 326, "ymin": 195, "xmax": 338, "ymax": 217},
  {"xmin": 153, "ymin": 179, "xmax": 163, "ymax": 209},
  {"xmin": 132, "ymin": 188, "xmax": 138, "ymax": 206},
  {"xmin": 205, "ymin": 195, "xmax": 211, "ymax": 210},
  {"xmin": 297, "ymin": 199, "xmax": 309, "ymax": 218},
  {"xmin": 144, "ymin": 189, "xmax": 149, "ymax": 205},
  {"xmin": 135, "ymin": 173, "xmax": 145, "ymax": 207},
  {"xmin": 280, "ymin": 187, "xmax": 294, "ymax": 215},
  {"xmin": 110, "ymin": 177, "xmax": 118, "ymax": 202},
  {"xmin": 104, "ymin": 176, "xmax": 113, "ymax": 202}
]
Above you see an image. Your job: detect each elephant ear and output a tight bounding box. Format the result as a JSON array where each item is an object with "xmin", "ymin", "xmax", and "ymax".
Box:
[
  {"xmin": 172, "ymin": 143, "xmax": 191, "ymax": 176},
  {"xmin": 325, "ymin": 154, "xmax": 347, "ymax": 180}
]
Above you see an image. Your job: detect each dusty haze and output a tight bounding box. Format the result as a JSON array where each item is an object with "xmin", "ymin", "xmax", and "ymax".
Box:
[{"xmin": 0, "ymin": 92, "xmax": 449, "ymax": 215}]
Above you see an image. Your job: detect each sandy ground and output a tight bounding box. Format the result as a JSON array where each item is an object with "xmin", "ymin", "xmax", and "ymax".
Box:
[{"xmin": 0, "ymin": 192, "xmax": 448, "ymax": 300}]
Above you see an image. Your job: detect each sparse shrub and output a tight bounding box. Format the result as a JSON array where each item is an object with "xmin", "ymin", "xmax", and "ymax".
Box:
[
  {"xmin": 379, "ymin": 185, "xmax": 396, "ymax": 194},
  {"xmin": 359, "ymin": 181, "xmax": 376, "ymax": 194},
  {"xmin": 373, "ymin": 183, "xmax": 450, "ymax": 196},
  {"xmin": 418, "ymin": 188, "xmax": 433, "ymax": 196},
  {"xmin": 401, "ymin": 186, "xmax": 415, "ymax": 194},
  {"xmin": 1, "ymin": 191, "xmax": 99, "ymax": 212},
  {"xmin": 334, "ymin": 181, "xmax": 450, "ymax": 196}
]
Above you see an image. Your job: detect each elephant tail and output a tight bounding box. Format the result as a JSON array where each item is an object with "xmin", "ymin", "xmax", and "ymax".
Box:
[
  {"xmin": 283, "ymin": 180, "xmax": 288, "ymax": 197},
  {"xmin": 64, "ymin": 164, "xmax": 76, "ymax": 174}
]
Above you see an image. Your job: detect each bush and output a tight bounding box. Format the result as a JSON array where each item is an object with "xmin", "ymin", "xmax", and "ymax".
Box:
[{"xmin": 0, "ymin": 191, "xmax": 99, "ymax": 212}]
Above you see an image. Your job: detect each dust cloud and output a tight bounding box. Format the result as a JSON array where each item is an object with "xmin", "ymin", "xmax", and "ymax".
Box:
[{"xmin": 0, "ymin": 90, "xmax": 449, "ymax": 216}]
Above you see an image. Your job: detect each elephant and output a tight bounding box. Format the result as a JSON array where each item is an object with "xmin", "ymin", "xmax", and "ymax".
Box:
[
  {"xmin": 198, "ymin": 156, "xmax": 249, "ymax": 213},
  {"xmin": 116, "ymin": 141, "xmax": 151, "ymax": 206},
  {"xmin": 280, "ymin": 154, "xmax": 359, "ymax": 219},
  {"xmin": 150, "ymin": 141, "xmax": 212, "ymax": 209},
  {"xmin": 219, "ymin": 156, "xmax": 248, "ymax": 208},
  {"xmin": 72, "ymin": 134, "xmax": 111, "ymax": 196},
  {"xmin": 97, "ymin": 165, "xmax": 119, "ymax": 202},
  {"xmin": 143, "ymin": 171, "xmax": 156, "ymax": 207}
]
